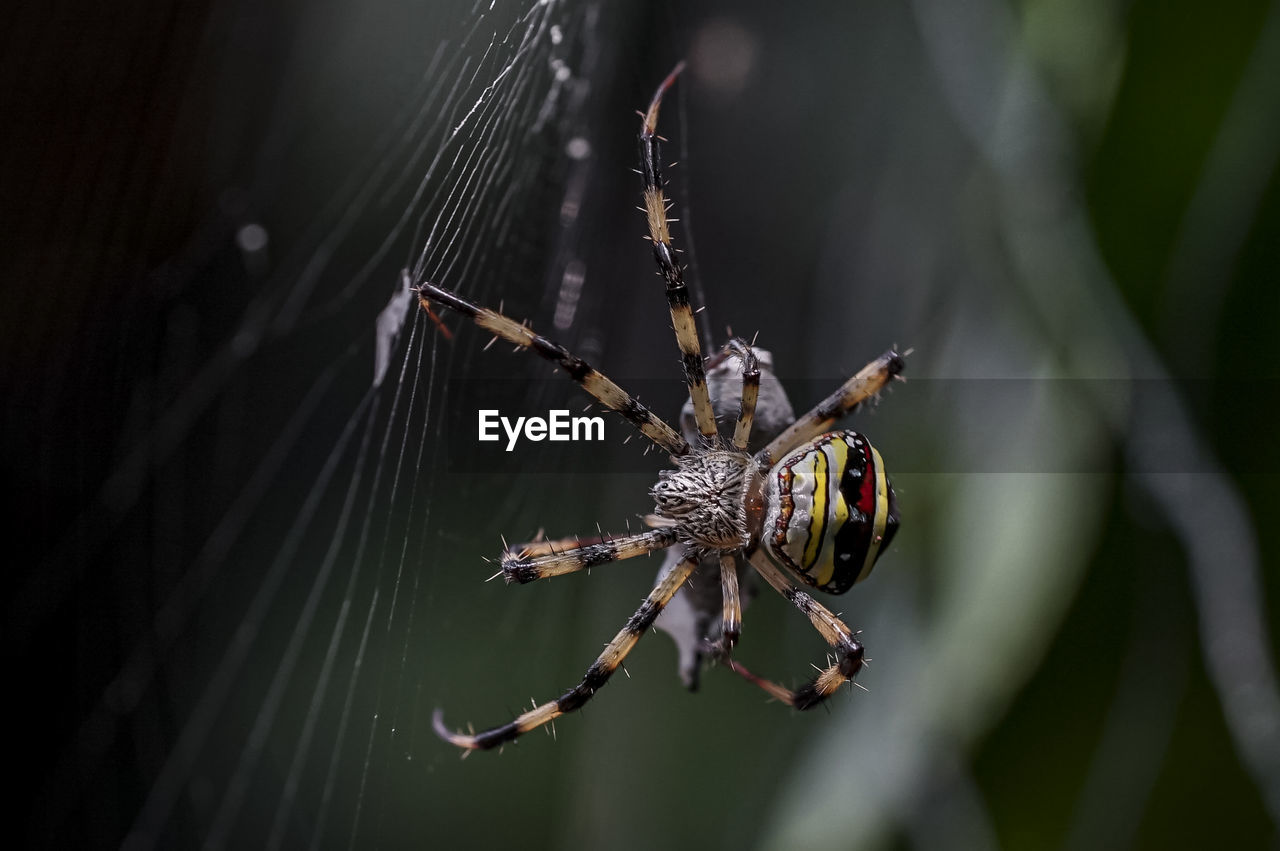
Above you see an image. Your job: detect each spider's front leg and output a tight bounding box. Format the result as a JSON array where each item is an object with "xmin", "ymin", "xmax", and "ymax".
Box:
[
  {"xmin": 500, "ymin": 527, "xmax": 679, "ymax": 584},
  {"xmin": 728, "ymin": 551, "xmax": 866, "ymax": 710},
  {"xmin": 434, "ymin": 553, "xmax": 700, "ymax": 751},
  {"xmin": 638, "ymin": 63, "xmax": 719, "ymax": 446},
  {"xmin": 415, "ymin": 281, "xmax": 691, "ymax": 457}
]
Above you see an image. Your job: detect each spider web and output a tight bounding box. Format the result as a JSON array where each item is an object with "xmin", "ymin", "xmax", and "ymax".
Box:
[{"xmin": 16, "ymin": 0, "xmax": 666, "ymax": 846}]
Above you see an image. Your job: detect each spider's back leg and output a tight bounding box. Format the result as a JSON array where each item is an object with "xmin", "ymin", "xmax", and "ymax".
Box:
[
  {"xmin": 754, "ymin": 349, "xmax": 904, "ymax": 470},
  {"xmin": 727, "ymin": 550, "xmax": 866, "ymax": 710},
  {"xmin": 433, "ymin": 552, "xmax": 700, "ymax": 751}
]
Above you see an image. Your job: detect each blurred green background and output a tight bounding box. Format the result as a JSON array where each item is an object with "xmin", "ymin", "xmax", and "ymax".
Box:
[{"xmin": 6, "ymin": 0, "xmax": 1279, "ymax": 848}]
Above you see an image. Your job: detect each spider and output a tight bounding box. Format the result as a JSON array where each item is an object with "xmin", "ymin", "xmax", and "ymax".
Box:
[{"xmin": 424, "ymin": 63, "xmax": 903, "ymax": 751}]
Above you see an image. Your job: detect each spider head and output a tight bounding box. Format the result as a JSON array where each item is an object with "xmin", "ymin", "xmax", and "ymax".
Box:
[{"xmin": 650, "ymin": 450, "xmax": 751, "ymax": 550}]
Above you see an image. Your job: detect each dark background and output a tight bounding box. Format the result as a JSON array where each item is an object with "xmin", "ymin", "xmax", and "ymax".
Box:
[{"xmin": 5, "ymin": 0, "xmax": 1280, "ymax": 847}]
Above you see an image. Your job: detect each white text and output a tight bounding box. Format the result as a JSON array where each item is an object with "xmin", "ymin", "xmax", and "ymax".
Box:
[{"xmin": 478, "ymin": 409, "xmax": 605, "ymax": 451}]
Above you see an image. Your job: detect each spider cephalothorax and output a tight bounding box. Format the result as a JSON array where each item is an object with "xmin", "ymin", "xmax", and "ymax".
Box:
[
  {"xmin": 423, "ymin": 63, "xmax": 905, "ymax": 752},
  {"xmin": 650, "ymin": 450, "xmax": 752, "ymax": 551}
]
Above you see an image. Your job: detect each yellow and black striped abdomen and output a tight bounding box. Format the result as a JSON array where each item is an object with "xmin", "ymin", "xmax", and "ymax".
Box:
[{"xmin": 761, "ymin": 431, "xmax": 899, "ymax": 594}]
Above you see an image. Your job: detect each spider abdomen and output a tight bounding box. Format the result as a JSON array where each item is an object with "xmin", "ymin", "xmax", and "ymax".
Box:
[{"xmin": 761, "ymin": 431, "xmax": 899, "ymax": 595}]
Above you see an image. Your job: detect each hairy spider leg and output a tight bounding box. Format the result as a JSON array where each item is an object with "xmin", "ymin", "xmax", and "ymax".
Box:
[
  {"xmin": 507, "ymin": 530, "xmax": 647, "ymax": 559},
  {"xmin": 717, "ymin": 552, "xmax": 742, "ymax": 654},
  {"xmin": 722, "ymin": 338, "xmax": 760, "ymax": 452},
  {"xmin": 415, "ymin": 282, "xmax": 690, "ymax": 457},
  {"xmin": 639, "ymin": 63, "xmax": 719, "ymax": 447},
  {"xmin": 511, "ymin": 533, "xmax": 608, "ymax": 560},
  {"xmin": 724, "ymin": 550, "xmax": 866, "ymax": 710},
  {"xmin": 433, "ymin": 553, "xmax": 700, "ymax": 751},
  {"xmin": 753, "ymin": 349, "xmax": 905, "ymax": 471},
  {"xmin": 501, "ymin": 527, "xmax": 680, "ymax": 584}
]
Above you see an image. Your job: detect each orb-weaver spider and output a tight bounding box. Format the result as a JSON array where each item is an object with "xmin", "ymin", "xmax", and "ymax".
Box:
[{"xmin": 426, "ymin": 63, "xmax": 903, "ymax": 751}]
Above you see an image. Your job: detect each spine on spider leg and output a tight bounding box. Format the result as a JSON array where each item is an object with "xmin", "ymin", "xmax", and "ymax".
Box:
[
  {"xmin": 788, "ymin": 637, "xmax": 866, "ymax": 710},
  {"xmin": 414, "ymin": 281, "xmax": 690, "ymax": 457},
  {"xmin": 638, "ymin": 63, "xmax": 718, "ymax": 445}
]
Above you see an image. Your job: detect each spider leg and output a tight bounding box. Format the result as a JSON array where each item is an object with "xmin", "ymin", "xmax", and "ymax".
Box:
[
  {"xmin": 722, "ymin": 339, "xmax": 760, "ymax": 452},
  {"xmin": 434, "ymin": 552, "xmax": 700, "ymax": 751},
  {"xmin": 510, "ymin": 531, "xmax": 611, "ymax": 559},
  {"xmin": 716, "ymin": 552, "xmax": 742, "ymax": 653},
  {"xmin": 727, "ymin": 550, "xmax": 865, "ymax": 710},
  {"xmin": 753, "ymin": 349, "xmax": 904, "ymax": 470},
  {"xmin": 501, "ymin": 528, "xmax": 679, "ymax": 584},
  {"xmin": 416, "ymin": 282, "xmax": 690, "ymax": 457},
  {"xmin": 638, "ymin": 63, "xmax": 718, "ymax": 447}
]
